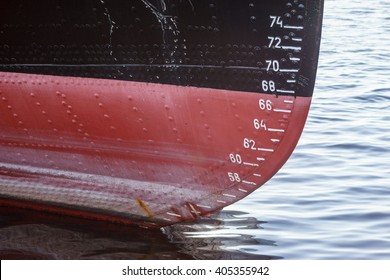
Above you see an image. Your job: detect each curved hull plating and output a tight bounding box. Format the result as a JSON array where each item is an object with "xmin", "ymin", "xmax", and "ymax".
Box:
[{"xmin": 0, "ymin": 0, "xmax": 323, "ymax": 227}]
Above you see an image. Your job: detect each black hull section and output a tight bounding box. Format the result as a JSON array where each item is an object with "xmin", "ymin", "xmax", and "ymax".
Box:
[{"xmin": 0, "ymin": 0, "xmax": 323, "ymax": 97}]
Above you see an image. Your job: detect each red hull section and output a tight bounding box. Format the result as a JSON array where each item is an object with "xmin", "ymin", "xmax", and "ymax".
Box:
[{"xmin": 0, "ymin": 72, "xmax": 311, "ymax": 227}]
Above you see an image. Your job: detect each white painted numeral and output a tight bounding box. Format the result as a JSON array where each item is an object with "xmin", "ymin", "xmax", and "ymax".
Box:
[
  {"xmin": 265, "ymin": 60, "xmax": 280, "ymax": 71},
  {"xmin": 261, "ymin": 80, "xmax": 276, "ymax": 92},
  {"xmin": 270, "ymin": 15, "xmax": 283, "ymax": 28},
  {"xmin": 268, "ymin": 36, "xmax": 282, "ymax": 48},
  {"xmin": 228, "ymin": 172, "xmax": 241, "ymax": 182},
  {"xmin": 254, "ymin": 119, "xmax": 267, "ymax": 130},
  {"xmin": 244, "ymin": 138, "xmax": 256, "ymax": 150},
  {"xmin": 229, "ymin": 153, "xmax": 243, "ymax": 164},
  {"xmin": 259, "ymin": 99, "xmax": 273, "ymax": 111}
]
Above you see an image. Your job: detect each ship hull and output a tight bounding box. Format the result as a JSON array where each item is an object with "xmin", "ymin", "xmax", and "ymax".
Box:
[{"xmin": 0, "ymin": 0, "xmax": 323, "ymax": 227}]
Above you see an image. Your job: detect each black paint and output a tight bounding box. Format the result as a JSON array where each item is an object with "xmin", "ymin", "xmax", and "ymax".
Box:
[{"xmin": 0, "ymin": 0, "xmax": 323, "ymax": 97}]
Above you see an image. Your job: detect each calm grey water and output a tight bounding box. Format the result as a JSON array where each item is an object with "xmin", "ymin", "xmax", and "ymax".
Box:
[{"xmin": 1, "ymin": 0, "xmax": 389, "ymax": 260}]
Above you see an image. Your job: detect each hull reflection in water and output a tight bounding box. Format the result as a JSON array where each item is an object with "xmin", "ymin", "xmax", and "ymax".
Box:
[{"xmin": 0, "ymin": 206, "xmax": 280, "ymax": 260}]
